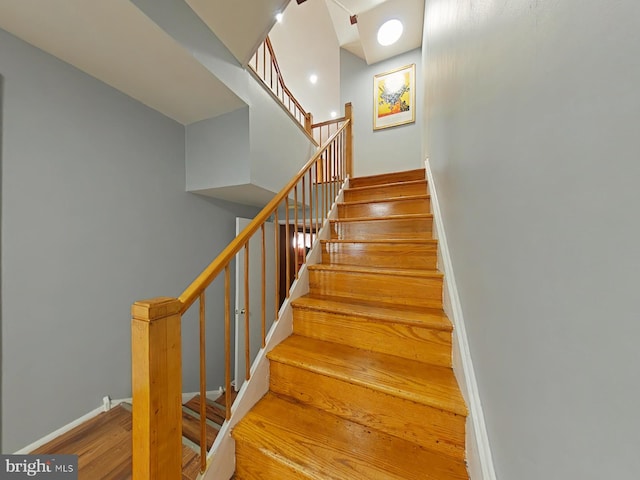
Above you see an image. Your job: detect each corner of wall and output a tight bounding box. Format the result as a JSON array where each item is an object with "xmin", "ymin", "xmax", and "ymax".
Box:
[{"xmin": 424, "ymin": 158, "xmax": 497, "ymax": 480}]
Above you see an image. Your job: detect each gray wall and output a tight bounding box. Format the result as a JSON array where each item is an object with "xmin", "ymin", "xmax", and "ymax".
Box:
[
  {"xmin": 0, "ymin": 28, "xmax": 257, "ymax": 452},
  {"xmin": 186, "ymin": 108, "xmax": 251, "ymax": 192},
  {"xmin": 340, "ymin": 48, "xmax": 423, "ymax": 177},
  {"xmin": 422, "ymin": 1, "xmax": 640, "ymax": 478}
]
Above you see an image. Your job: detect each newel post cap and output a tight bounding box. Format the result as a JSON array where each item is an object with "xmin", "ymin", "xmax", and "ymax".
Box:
[{"xmin": 132, "ymin": 297, "xmax": 182, "ymax": 321}]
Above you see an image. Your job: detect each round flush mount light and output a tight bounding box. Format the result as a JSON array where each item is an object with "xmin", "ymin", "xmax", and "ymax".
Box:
[
  {"xmin": 309, "ymin": 74, "xmax": 318, "ymax": 84},
  {"xmin": 377, "ymin": 19, "xmax": 403, "ymax": 46},
  {"xmin": 275, "ymin": 13, "xmax": 283, "ymax": 23}
]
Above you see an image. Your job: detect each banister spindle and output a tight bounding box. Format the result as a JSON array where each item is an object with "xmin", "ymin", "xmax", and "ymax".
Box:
[
  {"xmin": 261, "ymin": 224, "xmax": 266, "ymax": 348},
  {"xmin": 274, "ymin": 210, "xmax": 280, "ymax": 320},
  {"xmin": 285, "ymin": 197, "xmax": 290, "ymax": 299},
  {"xmin": 244, "ymin": 242, "xmax": 250, "ymax": 381},
  {"xmin": 224, "ymin": 266, "xmax": 231, "ymax": 420},
  {"xmin": 302, "ymin": 175, "xmax": 306, "ymax": 266},
  {"xmin": 294, "ymin": 185, "xmax": 299, "ymax": 279},
  {"xmin": 199, "ymin": 292, "xmax": 207, "ymax": 472}
]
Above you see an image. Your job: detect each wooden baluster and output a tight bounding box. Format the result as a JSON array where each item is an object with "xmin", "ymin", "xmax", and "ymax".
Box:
[
  {"xmin": 294, "ymin": 185, "xmax": 299, "ymax": 279},
  {"xmin": 274, "ymin": 210, "xmax": 280, "ymax": 319},
  {"xmin": 324, "ymin": 152, "xmax": 328, "ymax": 220},
  {"xmin": 262, "ymin": 42, "xmax": 266, "ymax": 80},
  {"xmin": 244, "ymin": 242, "xmax": 250, "ymax": 381},
  {"xmin": 261, "ymin": 224, "xmax": 266, "ymax": 348},
  {"xmin": 269, "ymin": 54, "xmax": 274, "ymax": 89},
  {"xmin": 330, "ymin": 142, "xmax": 335, "ymax": 202},
  {"xmin": 285, "ymin": 197, "xmax": 290, "ymax": 299},
  {"xmin": 307, "ymin": 171, "xmax": 313, "ymax": 242},
  {"xmin": 199, "ymin": 293, "xmax": 207, "ymax": 472},
  {"xmin": 224, "ymin": 266, "xmax": 231, "ymax": 420},
  {"xmin": 315, "ymin": 161, "xmax": 319, "ymax": 233},
  {"xmin": 132, "ymin": 297, "xmax": 182, "ymax": 480},
  {"xmin": 302, "ymin": 175, "xmax": 306, "ymax": 266}
]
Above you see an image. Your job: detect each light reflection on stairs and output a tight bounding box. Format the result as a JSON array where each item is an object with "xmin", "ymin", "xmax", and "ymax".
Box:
[{"xmin": 232, "ymin": 168, "xmax": 469, "ymax": 479}]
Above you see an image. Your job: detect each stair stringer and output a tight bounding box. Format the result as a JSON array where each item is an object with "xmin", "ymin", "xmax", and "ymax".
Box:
[
  {"xmin": 425, "ymin": 159, "xmax": 497, "ymax": 480},
  {"xmin": 203, "ymin": 180, "xmax": 348, "ymax": 480}
]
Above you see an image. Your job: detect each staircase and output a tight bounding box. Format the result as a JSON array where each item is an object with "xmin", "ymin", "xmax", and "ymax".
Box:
[{"xmin": 232, "ymin": 169, "xmax": 469, "ymax": 479}]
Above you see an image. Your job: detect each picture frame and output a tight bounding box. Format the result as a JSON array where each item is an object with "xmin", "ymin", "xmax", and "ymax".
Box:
[{"xmin": 373, "ymin": 63, "xmax": 416, "ymax": 130}]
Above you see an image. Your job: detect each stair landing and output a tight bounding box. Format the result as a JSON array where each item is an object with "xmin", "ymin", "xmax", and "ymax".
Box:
[
  {"xmin": 30, "ymin": 390, "xmax": 238, "ymax": 479},
  {"xmin": 30, "ymin": 405, "xmax": 200, "ymax": 480}
]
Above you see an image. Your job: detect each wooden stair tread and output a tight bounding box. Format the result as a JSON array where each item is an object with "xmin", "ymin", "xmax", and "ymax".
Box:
[
  {"xmin": 233, "ymin": 393, "xmax": 467, "ymax": 480},
  {"xmin": 267, "ymin": 335, "xmax": 467, "ymax": 416},
  {"xmin": 292, "ymin": 294, "xmax": 452, "ymax": 331},
  {"xmin": 181, "ymin": 409, "xmax": 218, "ymax": 450},
  {"xmin": 346, "ymin": 178, "xmax": 427, "ymax": 193},
  {"xmin": 348, "ymin": 168, "xmax": 426, "ymax": 188},
  {"xmin": 339, "ymin": 193, "xmax": 430, "ymax": 206},
  {"xmin": 321, "ymin": 238, "xmax": 437, "ymax": 245},
  {"xmin": 308, "ymin": 262, "xmax": 443, "ymax": 278},
  {"xmin": 331, "ymin": 212, "xmax": 433, "ymax": 223},
  {"xmin": 184, "ymin": 395, "xmax": 227, "ymax": 426}
]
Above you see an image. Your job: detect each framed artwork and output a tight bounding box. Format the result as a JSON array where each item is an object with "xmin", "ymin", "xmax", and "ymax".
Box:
[{"xmin": 373, "ymin": 63, "xmax": 416, "ymax": 130}]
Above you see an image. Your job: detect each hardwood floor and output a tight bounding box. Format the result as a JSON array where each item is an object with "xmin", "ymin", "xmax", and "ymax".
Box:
[
  {"xmin": 31, "ymin": 405, "xmax": 199, "ymax": 480},
  {"xmin": 30, "ymin": 390, "xmax": 238, "ymax": 480},
  {"xmin": 232, "ymin": 168, "xmax": 469, "ymax": 479}
]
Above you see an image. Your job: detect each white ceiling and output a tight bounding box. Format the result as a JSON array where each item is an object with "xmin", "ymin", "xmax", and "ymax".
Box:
[
  {"xmin": 185, "ymin": 0, "xmax": 290, "ymax": 66},
  {"xmin": 0, "ymin": 0, "xmax": 425, "ymax": 126},
  {"xmin": 0, "ymin": 0, "xmax": 246, "ymax": 125},
  {"xmin": 325, "ymin": 0, "xmax": 425, "ymax": 65}
]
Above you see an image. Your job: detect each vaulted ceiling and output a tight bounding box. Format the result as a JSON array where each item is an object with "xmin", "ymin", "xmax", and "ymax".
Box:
[{"xmin": 0, "ymin": 0, "xmax": 424, "ymax": 124}]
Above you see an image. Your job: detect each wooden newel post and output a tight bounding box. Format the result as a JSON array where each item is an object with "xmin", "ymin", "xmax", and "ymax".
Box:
[
  {"xmin": 304, "ymin": 112, "xmax": 314, "ymax": 136},
  {"xmin": 131, "ymin": 297, "xmax": 183, "ymax": 480},
  {"xmin": 345, "ymin": 102, "xmax": 353, "ymax": 178}
]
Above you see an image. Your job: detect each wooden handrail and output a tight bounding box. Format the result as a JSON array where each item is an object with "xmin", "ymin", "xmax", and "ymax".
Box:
[
  {"xmin": 264, "ymin": 38, "xmax": 309, "ymax": 121},
  {"xmin": 249, "ymin": 36, "xmax": 312, "ymax": 135},
  {"xmin": 178, "ymin": 122, "xmax": 349, "ymax": 313},
  {"xmin": 312, "ymin": 116, "xmax": 347, "ymax": 129}
]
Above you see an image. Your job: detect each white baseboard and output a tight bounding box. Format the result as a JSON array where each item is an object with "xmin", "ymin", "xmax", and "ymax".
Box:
[
  {"xmin": 14, "ymin": 404, "xmax": 107, "ymax": 454},
  {"xmin": 14, "ymin": 387, "xmax": 224, "ymax": 455},
  {"xmin": 424, "ymin": 159, "xmax": 497, "ymax": 480}
]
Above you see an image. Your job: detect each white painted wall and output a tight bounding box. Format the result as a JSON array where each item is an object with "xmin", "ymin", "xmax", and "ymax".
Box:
[
  {"xmin": 248, "ymin": 79, "xmax": 317, "ymax": 194},
  {"xmin": 341, "ymin": 48, "xmax": 423, "ymax": 177},
  {"xmin": 422, "ymin": 1, "xmax": 640, "ymax": 478},
  {"xmin": 268, "ymin": 0, "xmax": 342, "ymax": 123}
]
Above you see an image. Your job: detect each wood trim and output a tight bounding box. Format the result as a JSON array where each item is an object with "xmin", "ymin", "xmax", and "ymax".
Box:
[
  {"xmin": 345, "ymin": 102, "xmax": 353, "ymax": 177},
  {"xmin": 131, "ymin": 297, "xmax": 182, "ymax": 480},
  {"xmin": 311, "ymin": 117, "xmax": 347, "ymax": 129}
]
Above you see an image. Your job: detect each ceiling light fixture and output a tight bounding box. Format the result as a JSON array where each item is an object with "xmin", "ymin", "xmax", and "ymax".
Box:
[
  {"xmin": 377, "ymin": 19, "xmax": 403, "ymax": 46},
  {"xmin": 330, "ymin": 111, "xmax": 337, "ymax": 118},
  {"xmin": 309, "ymin": 74, "xmax": 318, "ymax": 84},
  {"xmin": 275, "ymin": 13, "xmax": 283, "ymax": 22}
]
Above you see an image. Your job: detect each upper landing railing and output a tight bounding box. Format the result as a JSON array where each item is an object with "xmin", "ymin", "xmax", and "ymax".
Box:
[{"xmin": 248, "ymin": 36, "xmax": 314, "ymax": 134}]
